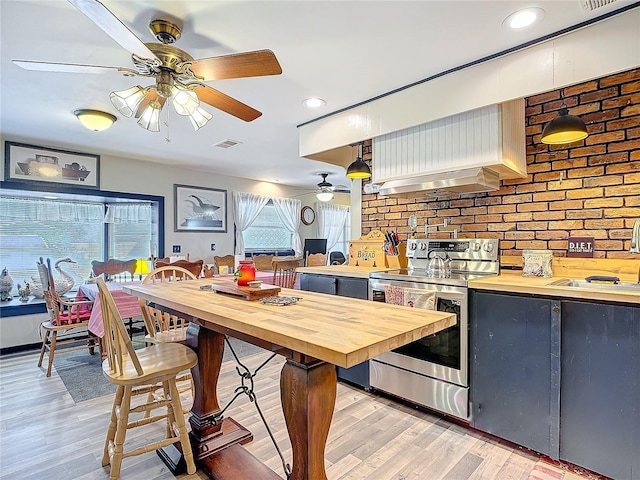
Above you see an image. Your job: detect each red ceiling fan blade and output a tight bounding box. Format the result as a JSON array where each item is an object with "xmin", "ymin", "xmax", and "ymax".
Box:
[
  {"xmin": 189, "ymin": 49, "xmax": 282, "ymax": 81},
  {"xmin": 68, "ymin": 0, "xmax": 157, "ymax": 61},
  {"xmin": 12, "ymin": 60, "xmax": 138, "ymax": 76},
  {"xmin": 195, "ymin": 85, "xmax": 261, "ymax": 122}
]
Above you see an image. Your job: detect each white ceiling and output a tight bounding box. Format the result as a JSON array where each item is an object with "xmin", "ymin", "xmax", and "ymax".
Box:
[{"xmin": 1, "ymin": 1, "xmax": 635, "ymax": 191}]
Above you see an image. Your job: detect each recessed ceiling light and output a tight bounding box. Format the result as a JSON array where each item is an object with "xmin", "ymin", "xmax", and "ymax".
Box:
[
  {"xmin": 303, "ymin": 98, "xmax": 326, "ymax": 108},
  {"xmin": 503, "ymin": 7, "xmax": 545, "ymax": 30}
]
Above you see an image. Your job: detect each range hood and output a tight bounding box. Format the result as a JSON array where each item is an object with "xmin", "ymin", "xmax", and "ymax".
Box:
[{"xmin": 378, "ymin": 167, "xmax": 500, "ymax": 197}]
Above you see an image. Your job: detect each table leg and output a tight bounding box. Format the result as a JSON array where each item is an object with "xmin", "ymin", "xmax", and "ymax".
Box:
[{"xmin": 281, "ymin": 358, "xmax": 337, "ymax": 480}]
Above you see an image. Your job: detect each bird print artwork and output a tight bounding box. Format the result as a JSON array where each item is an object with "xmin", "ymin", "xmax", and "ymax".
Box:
[{"xmin": 177, "ymin": 188, "xmax": 225, "ymax": 230}]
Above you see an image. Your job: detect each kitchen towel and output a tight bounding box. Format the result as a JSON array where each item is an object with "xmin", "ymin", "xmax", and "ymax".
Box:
[
  {"xmin": 403, "ymin": 287, "xmax": 436, "ymax": 310},
  {"xmin": 384, "ymin": 285, "xmax": 404, "ymax": 305}
]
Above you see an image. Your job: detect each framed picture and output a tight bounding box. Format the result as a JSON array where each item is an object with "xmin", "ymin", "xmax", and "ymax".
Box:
[
  {"xmin": 4, "ymin": 141, "xmax": 100, "ymax": 189},
  {"xmin": 174, "ymin": 184, "xmax": 227, "ymax": 233}
]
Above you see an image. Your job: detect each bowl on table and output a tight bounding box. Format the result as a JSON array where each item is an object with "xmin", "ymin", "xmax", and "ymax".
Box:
[{"xmin": 247, "ymin": 280, "xmax": 263, "ymax": 288}]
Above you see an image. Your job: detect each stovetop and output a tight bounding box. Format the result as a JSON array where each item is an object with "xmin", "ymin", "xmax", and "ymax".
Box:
[{"xmin": 370, "ymin": 268, "xmax": 497, "ymax": 287}]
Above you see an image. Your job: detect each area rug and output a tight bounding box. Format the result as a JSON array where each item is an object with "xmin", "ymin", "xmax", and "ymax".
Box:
[{"xmin": 54, "ymin": 335, "xmax": 266, "ymax": 403}]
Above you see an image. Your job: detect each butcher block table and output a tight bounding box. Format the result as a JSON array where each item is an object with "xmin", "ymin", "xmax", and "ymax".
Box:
[{"xmin": 124, "ymin": 277, "xmax": 455, "ymax": 480}]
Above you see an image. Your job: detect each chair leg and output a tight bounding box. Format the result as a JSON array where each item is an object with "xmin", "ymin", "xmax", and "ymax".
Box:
[
  {"xmin": 109, "ymin": 385, "xmax": 132, "ymax": 480},
  {"xmin": 103, "ymin": 385, "xmax": 124, "ymax": 467},
  {"xmin": 168, "ymin": 378, "xmax": 196, "ymax": 475},
  {"xmin": 46, "ymin": 331, "xmax": 58, "ymax": 377},
  {"xmin": 163, "ymin": 381, "xmax": 175, "ymax": 438},
  {"xmin": 37, "ymin": 329, "xmax": 50, "ymax": 368}
]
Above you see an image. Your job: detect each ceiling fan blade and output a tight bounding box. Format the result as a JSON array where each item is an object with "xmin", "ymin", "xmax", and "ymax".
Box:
[
  {"xmin": 195, "ymin": 85, "xmax": 262, "ymax": 122},
  {"xmin": 12, "ymin": 60, "xmax": 138, "ymax": 76},
  {"xmin": 134, "ymin": 90, "xmax": 166, "ymax": 118},
  {"xmin": 189, "ymin": 50, "xmax": 282, "ymax": 81},
  {"xmin": 68, "ymin": 0, "xmax": 157, "ymax": 60}
]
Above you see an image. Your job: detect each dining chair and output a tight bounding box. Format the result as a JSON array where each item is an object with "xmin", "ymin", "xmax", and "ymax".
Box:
[
  {"xmin": 252, "ymin": 254, "xmax": 275, "ymax": 271},
  {"xmin": 96, "ymin": 277, "xmax": 197, "ymax": 480},
  {"xmin": 305, "ymin": 252, "xmax": 328, "ymax": 267},
  {"xmin": 155, "ymin": 258, "xmax": 204, "ymax": 278},
  {"xmin": 140, "ymin": 266, "xmax": 197, "ymax": 414},
  {"xmin": 213, "ymin": 254, "xmax": 235, "ymax": 274},
  {"xmin": 271, "ymin": 258, "xmax": 299, "ymax": 289},
  {"xmin": 37, "ymin": 258, "xmax": 97, "ymax": 377}
]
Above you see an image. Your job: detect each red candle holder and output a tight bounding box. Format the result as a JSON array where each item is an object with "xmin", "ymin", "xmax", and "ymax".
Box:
[{"xmin": 235, "ymin": 260, "xmax": 256, "ymax": 286}]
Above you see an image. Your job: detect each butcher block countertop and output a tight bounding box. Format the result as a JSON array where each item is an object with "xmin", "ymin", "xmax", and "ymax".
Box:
[
  {"xmin": 296, "ymin": 265, "xmax": 389, "ymax": 278},
  {"xmin": 470, "ymin": 271, "xmax": 640, "ymax": 305},
  {"xmin": 124, "ymin": 278, "xmax": 455, "ymax": 368}
]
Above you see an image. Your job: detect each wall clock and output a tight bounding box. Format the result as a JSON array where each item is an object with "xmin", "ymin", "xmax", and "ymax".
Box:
[{"xmin": 301, "ymin": 206, "xmax": 315, "ymax": 225}]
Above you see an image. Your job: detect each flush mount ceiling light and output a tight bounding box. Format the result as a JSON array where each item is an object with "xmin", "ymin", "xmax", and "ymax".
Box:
[
  {"xmin": 503, "ymin": 7, "xmax": 545, "ymax": 29},
  {"xmin": 346, "ymin": 143, "xmax": 371, "ymax": 179},
  {"xmin": 303, "ymin": 97, "xmax": 326, "ymax": 108},
  {"xmin": 74, "ymin": 109, "xmax": 117, "ymax": 131}
]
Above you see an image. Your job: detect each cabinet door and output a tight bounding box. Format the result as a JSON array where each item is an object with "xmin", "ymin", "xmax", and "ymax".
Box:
[
  {"xmin": 560, "ymin": 301, "xmax": 640, "ymax": 480},
  {"xmin": 335, "ymin": 277, "xmax": 368, "ymax": 300},
  {"xmin": 471, "ymin": 291, "xmax": 559, "ymax": 458},
  {"xmin": 299, "ymin": 274, "xmax": 336, "ymax": 295}
]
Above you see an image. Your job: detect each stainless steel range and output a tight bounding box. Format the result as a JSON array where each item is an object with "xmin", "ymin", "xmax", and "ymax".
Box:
[{"xmin": 368, "ymin": 237, "xmax": 499, "ymax": 420}]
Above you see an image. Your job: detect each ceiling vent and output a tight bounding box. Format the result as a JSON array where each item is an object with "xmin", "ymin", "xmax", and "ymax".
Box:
[
  {"xmin": 213, "ymin": 139, "xmax": 242, "ymax": 149},
  {"xmin": 581, "ymin": 0, "xmax": 617, "ymax": 12}
]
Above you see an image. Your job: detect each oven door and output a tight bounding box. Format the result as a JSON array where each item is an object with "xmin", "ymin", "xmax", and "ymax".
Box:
[{"xmin": 369, "ymin": 277, "xmax": 468, "ymax": 387}]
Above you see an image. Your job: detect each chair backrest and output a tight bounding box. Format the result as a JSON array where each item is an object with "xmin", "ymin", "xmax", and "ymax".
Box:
[
  {"xmin": 38, "ymin": 258, "xmax": 55, "ymax": 317},
  {"xmin": 252, "ymin": 254, "xmax": 274, "ymax": 271},
  {"xmin": 97, "ymin": 277, "xmax": 143, "ymax": 376},
  {"xmin": 272, "ymin": 259, "xmax": 299, "ymax": 289},
  {"xmin": 213, "ymin": 255, "xmax": 235, "ymax": 273},
  {"xmin": 305, "ymin": 252, "xmax": 327, "ymax": 267},
  {"xmin": 91, "ymin": 258, "xmax": 137, "ymax": 281},
  {"xmin": 329, "ymin": 251, "xmax": 347, "ymax": 265},
  {"xmin": 155, "ymin": 259, "xmax": 203, "ymax": 278},
  {"xmin": 141, "ymin": 266, "xmax": 197, "ymax": 339}
]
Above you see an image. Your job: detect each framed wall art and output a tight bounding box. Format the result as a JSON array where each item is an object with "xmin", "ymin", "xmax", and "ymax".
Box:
[
  {"xmin": 4, "ymin": 141, "xmax": 100, "ymax": 189},
  {"xmin": 174, "ymin": 184, "xmax": 227, "ymax": 233}
]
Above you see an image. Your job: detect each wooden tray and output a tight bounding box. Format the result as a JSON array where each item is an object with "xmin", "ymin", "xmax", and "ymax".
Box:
[{"xmin": 211, "ymin": 283, "xmax": 281, "ymax": 301}]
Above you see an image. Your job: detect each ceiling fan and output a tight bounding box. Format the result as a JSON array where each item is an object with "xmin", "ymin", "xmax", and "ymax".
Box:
[{"xmin": 12, "ymin": 0, "xmax": 282, "ymax": 132}]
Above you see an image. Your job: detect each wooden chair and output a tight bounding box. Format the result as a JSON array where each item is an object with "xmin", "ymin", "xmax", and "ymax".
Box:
[
  {"xmin": 37, "ymin": 258, "xmax": 97, "ymax": 377},
  {"xmin": 155, "ymin": 258, "xmax": 203, "ymax": 278},
  {"xmin": 96, "ymin": 277, "xmax": 197, "ymax": 479},
  {"xmin": 214, "ymin": 255, "xmax": 235, "ymax": 274},
  {"xmin": 91, "ymin": 258, "xmax": 137, "ymax": 282},
  {"xmin": 271, "ymin": 259, "xmax": 299, "ymax": 289},
  {"xmin": 252, "ymin": 254, "xmax": 275, "ymax": 271},
  {"xmin": 306, "ymin": 252, "xmax": 328, "ymax": 267}
]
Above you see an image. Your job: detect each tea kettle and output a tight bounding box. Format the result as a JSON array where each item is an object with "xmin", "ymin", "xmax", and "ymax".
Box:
[{"xmin": 427, "ymin": 251, "xmax": 451, "ymax": 278}]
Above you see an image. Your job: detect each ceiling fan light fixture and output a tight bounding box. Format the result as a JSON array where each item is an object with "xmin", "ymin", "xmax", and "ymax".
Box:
[
  {"xmin": 110, "ymin": 85, "xmax": 146, "ymax": 117},
  {"xmin": 541, "ymin": 107, "xmax": 589, "ymax": 144},
  {"xmin": 74, "ymin": 109, "xmax": 117, "ymax": 131},
  {"xmin": 316, "ymin": 190, "xmax": 334, "ymax": 202},
  {"xmin": 137, "ymin": 100, "xmax": 162, "ymax": 132},
  {"xmin": 188, "ymin": 106, "xmax": 213, "ymax": 131},
  {"xmin": 172, "ymin": 88, "xmax": 200, "ymax": 115}
]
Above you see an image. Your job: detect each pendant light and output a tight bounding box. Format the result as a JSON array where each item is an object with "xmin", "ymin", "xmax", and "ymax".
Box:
[
  {"xmin": 540, "ymin": 106, "xmax": 589, "ymax": 145},
  {"xmin": 346, "ymin": 143, "xmax": 371, "ymax": 179}
]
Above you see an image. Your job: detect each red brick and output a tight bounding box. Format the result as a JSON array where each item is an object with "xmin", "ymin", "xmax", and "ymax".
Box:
[
  {"xmin": 450, "ymin": 199, "xmax": 474, "ymax": 207},
  {"xmin": 501, "ymin": 194, "xmax": 533, "ymax": 204},
  {"xmin": 516, "ymin": 240, "xmax": 548, "ymax": 249},
  {"xmin": 528, "ymin": 162, "xmax": 552, "ymax": 173},
  {"xmin": 594, "ymin": 240, "xmax": 624, "ymax": 250},
  {"xmin": 609, "ymin": 139, "xmax": 640, "ymax": 152},
  {"xmin": 570, "ymin": 145, "xmax": 607, "ymax": 157},
  {"xmin": 544, "ymin": 97, "xmax": 578, "ymax": 112},
  {"xmin": 624, "ymin": 173, "xmax": 640, "ymax": 184},
  {"xmin": 526, "ymin": 104, "xmax": 543, "ymax": 116},
  {"xmin": 533, "ymin": 191, "xmax": 566, "ymax": 202},
  {"xmin": 505, "ymin": 231, "xmax": 535, "ymax": 240},
  {"xmin": 570, "ymin": 102, "xmax": 602, "ymax": 116},
  {"xmin": 504, "ymin": 213, "xmax": 533, "ymax": 222},
  {"xmin": 566, "ymin": 188, "xmax": 603, "ymax": 199},
  {"xmin": 548, "ymin": 240, "xmax": 569, "ymax": 249},
  {"xmin": 377, "ymin": 206, "xmax": 391, "ymax": 213},
  {"xmin": 461, "ymin": 206, "xmax": 488, "ymax": 215},
  {"xmin": 551, "ymin": 159, "xmax": 586, "ymax": 170},
  {"xmin": 549, "ymin": 220, "xmax": 583, "ymax": 230},
  {"xmin": 535, "ymin": 171, "xmax": 562, "ymax": 182},
  {"xmin": 570, "ymin": 229, "xmax": 608, "ymax": 239},
  {"xmin": 605, "ymin": 185, "xmax": 640, "ymax": 197},
  {"xmin": 589, "ymin": 152, "xmax": 629, "ymax": 165},
  {"xmin": 389, "ymin": 205, "xmax": 408, "ymax": 212},
  {"xmin": 517, "ymin": 203, "xmax": 549, "ymax": 212},
  {"xmin": 621, "ymin": 104, "xmax": 640, "ymax": 117},
  {"xmin": 581, "ymin": 109, "xmax": 620, "ymax": 124},
  {"xmin": 449, "ymin": 216, "xmax": 475, "ymax": 225},
  {"xmin": 566, "ymin": 167, "xmax": 605, "ymax": 178},
  {"xmin": 585, "ymin": 219, "xmax": 625, "ymax": 229},
  {"xmin": 516, "ymin": 221, "xmax": 548, "ymax": 230},
  {"xmin": 583, "ymin": 175, "xmax": 623, "ymax": 187},
  {"xmin": 537, "ymin": 231, "xmax": 569, "ymax": 240},
  {"xmin": 600, "ymin": 69, "xmax": 640, "ymax": 87},
  {"xmin": 581, "ymin": 87, "xmax": 619, "ymax": 103},
  {"xmin": 528, "ymin": 90, "xmax": 561, "ymax": 106},
  {"xmin": 607, "ymin": 116, "xmax": 640, "ymax": 131},
  {"xmin": 583, "ymin": 198, "xmax": 624, "ymax": 208},
  {"xmin": 534, "ymin": 211, "xmax": 566, "ymax": 221},
  {"xmin": 626, "ymin": 196, "xmax": 640, "ymax": 207},
  {"xmin": 603, "ymin": 92, "xmax": 640, "ymax": 109},
  {"xmin": 488, "ymin": 205, "xmax": 517, "ymax": 214},
  {"xmin": 548, "ymin": 179, "xmax": 583, "ymax": 190},
  {"xmin": 488, "ymin": 223, "xmax": 517, "ymax": 232},
  {"xmin": 586, "ymin": 131, "xmax": 626, "ymax": 145},
  {"xmin": 503, "ymin": 176, "xmax": 533, "ymax": 185},
  {"xmin": 628, "ymin": 127, "xmax": 640, "ymax": 139},
  {"xmin": 565, "ymin": 81, "xmax": 599, "ymax": 96},
  {"xmin": 604, "ymin": 207, "xmax": 640, "ymax": 218},
  {"xmin": 622, "ymin": 80, "xmax": 640, "ymax": 94},
  {"xmin": 526, "ymin": 125, "xmax": 543, "ymax": 136},
  {"xmin": 515, "ymin": 183, "xmax": 548, "ymax": 193},
  {"xmin": 549, "ymin": 200, "xmax": 584, "ymax": 211},
  {"xmin": 567, "ymin": 209, "xmax": 603, "ymax": 219}
]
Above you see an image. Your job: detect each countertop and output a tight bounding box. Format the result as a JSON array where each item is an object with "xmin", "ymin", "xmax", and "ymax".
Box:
[
  {"xmin": 469, "ymin": 271, "xmax": 640, "ymax": 305},
  {"xmin": 296, "ymin": 265, "xmax": 389, "ymax": 278},
  {"xmin": 124, "ymin": 278, "xmax": 455, "ymax": 368}
]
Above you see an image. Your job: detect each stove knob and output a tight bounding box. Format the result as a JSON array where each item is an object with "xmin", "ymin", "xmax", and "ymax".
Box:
[
  {"xmin": 418, "ymin": 242, "xmax": 427, "ymax": 250},
  {"xmin": 483, "ymin": 243, "xmax": 494, "ymax": 252},
  {"xmin": 472, "ymin": 242, "xmax": 482, "ymax": 252},
  {"xmin": 408, "ymin": 241, "xmax": 416, "ymax": 251}
]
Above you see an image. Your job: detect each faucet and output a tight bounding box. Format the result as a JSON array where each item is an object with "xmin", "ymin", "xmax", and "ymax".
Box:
[{"xmin": 631, "ymin": 219, "xmax": 640, "ymax": 282}]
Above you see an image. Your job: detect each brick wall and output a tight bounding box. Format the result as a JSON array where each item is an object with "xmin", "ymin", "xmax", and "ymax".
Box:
[{"xmin": 360, "ymin": 67, "xmax": 640, "ymax": 259}]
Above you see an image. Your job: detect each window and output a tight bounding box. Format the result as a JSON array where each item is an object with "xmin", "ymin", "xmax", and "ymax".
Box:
[
  {"xmin": 0, "ymin": 186, "xmax": 162, "ymax": 297},
  {"xmin": 334, "ymin": 214, "xmax": 351, "ymax": 256},
  {"xmin": 242, "ymin": 202, "xmax": 293, "ymax": 252}
]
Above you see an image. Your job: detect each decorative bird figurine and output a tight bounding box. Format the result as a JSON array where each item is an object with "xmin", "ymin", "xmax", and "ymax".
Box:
[
  {"xmin": 188, "ymin": 195, "xmax": 220, "ymax": 218},
  {"xmin": 0, "ymin": 268, "xmax": 14, "ymax": 301},
  {"xmin": 30, "ymin": 258, "xmax": 77, "ymax": 298}
]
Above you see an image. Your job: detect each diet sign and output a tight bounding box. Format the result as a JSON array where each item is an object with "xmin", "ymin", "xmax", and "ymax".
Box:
[{"xmin": 567, "ymin": 237, "xmax": 594, "ymax": 258}]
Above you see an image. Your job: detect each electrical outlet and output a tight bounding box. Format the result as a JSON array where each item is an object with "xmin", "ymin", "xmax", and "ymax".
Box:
[
  {"xmin": 211, "ymin": 243, "xmax": 216, "ymax": 251},
  {"xmin": 172, "ymin": 245, "xmax": 181, "ymax": 253}
]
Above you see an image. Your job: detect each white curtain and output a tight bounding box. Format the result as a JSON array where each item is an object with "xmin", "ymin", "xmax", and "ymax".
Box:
[
  {"xmin": 232, "ymin": 191, "xmax": 269, "ymax": 255},
  {"xmin": 103, "ymin": 203, "xmax": 152, "ymax": 224},
  {"xmin": 271, "ymin": 196, "xmax": 302, "ymax": 256},
  {"xmin": 316, "ymin": 203, "xmax": 349, "ymax": 252},
  {"xmin": 0, "ymin": 197, "xmax": 103, "ymax": 222}
]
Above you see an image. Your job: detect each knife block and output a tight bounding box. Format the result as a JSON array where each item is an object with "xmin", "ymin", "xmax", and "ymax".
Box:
[{"xmin": 385, "ymin": 243, "xmax": 408, "ymax": 269}]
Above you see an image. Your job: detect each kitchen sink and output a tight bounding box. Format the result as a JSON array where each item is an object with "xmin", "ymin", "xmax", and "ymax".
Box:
[{"xmin": 548, "ymin": 278, "xmax": 640, "ymax": 293}]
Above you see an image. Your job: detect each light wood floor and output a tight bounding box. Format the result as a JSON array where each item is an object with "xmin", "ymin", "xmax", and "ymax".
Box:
[{"xmin": 0, "ymin": 349, "xmax": 599, "ymax": 480}]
